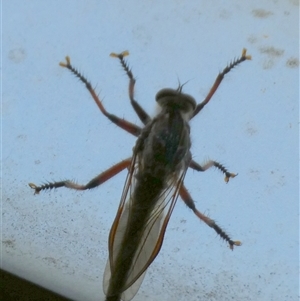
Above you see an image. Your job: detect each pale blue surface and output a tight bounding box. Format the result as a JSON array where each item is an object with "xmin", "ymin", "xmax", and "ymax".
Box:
[{"xmin": 2, "ymin": 1, "xmax": 299, "ymax": 300}]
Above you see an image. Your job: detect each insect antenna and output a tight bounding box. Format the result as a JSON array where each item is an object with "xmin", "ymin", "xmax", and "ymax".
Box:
[{"xmin": 176, "ymin": 78, "xmax": 191, "ymax": 93}]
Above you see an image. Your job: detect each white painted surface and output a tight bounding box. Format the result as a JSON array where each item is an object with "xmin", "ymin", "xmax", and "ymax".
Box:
[{"xmin": 2, "ymin": 1, "xmax": 298, "ymax": 300}]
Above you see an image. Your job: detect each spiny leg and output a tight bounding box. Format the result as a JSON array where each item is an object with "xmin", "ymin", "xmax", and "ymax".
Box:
[
  {"xmin": 192, "ymin": 48, "xmax": 251, "ymax": 118},
  {"xmin": 110, "ymin": 51, "xmax": 151, "ymax": 125},
  {"xmin": 59, "ymin": 56, "xmax": 141, "ymax": 137},
  {"xmin": 29, "ymin": 158, "xmax": 132, "ymax": 195},
  {"xmin": 179, "ymin": 184, "xmax": 241, "ymax": 250},
  {"xmin": 189, "ymin": 159, "xmax": 237, "ymax": 183}
]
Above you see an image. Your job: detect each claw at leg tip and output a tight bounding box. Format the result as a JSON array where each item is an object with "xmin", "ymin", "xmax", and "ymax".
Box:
[
  {"xmin": 59, "ymin": 56, "xmax": 71, "ymax": 67},
  {"xmin": 230, "ymin": 241, "xmax": 242, "ymax": 250},
  {"xmin": 242, "ymin": 48, "xmax": 252, "ymax": 60},
  {"xmin": 110, "ymin": 50, "xmax": 129, "ymax": 59},
  {"xmin": 28, "ymin": 183, "xmax": 40, "ymax": 194},
  {"xmin": 224, "ymin": 173, "xmax": 236, "ymax": 183}
]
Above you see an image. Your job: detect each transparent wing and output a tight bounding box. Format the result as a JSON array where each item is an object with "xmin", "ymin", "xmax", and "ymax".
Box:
[{"xmin": 103, "ymin": 154, "xmax": 188, "ymax": 301}]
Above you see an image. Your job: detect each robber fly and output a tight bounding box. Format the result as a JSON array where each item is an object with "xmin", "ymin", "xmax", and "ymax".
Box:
[{"xmin": 29, "ymin": 49, "xmax": 251, "ymax": 301}]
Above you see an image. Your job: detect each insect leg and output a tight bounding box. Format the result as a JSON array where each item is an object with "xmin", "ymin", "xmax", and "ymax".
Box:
[
  {"xmin": 29, "ymin": 158, "xmax": 132, "ymax": 195},
  {"xmin": 179, "ymin": 184, "xmax": 241, "ymax": 250},
  {"xmin": 189, "ymin": 159, "xmax": 237, "ymax": 183},
  {"xmin": 110, "ymin": 51, "xmax": 151, "ymax": 125},
  {"xmin": 192, "ymin": 49, "xmax": 251, "ymax": 118},
  {"xmin": 59, "ymin": 57, "xmax": 141, "ymax": 137}
]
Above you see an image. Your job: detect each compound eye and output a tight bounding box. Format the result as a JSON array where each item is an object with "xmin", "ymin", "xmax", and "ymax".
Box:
[
  {"xmin": 156, "ymin": 88, "xmax": 196, "ymax": 113},
  {"xmin": 183, "ymin": 95, "xmax": 197, "ymax": 112},
  {"xmin": 155, "ymin": 88, "xmax": 177, "ymax": 103}
]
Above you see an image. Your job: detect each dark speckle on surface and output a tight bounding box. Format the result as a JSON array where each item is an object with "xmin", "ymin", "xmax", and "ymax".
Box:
[
  {"xmin": 286, "ymin": 57, "xmax": 299, "ymax": 68},
  {"xmin": 8, "ymin": 48, "xmax": 26, "ymax": 63},
  {"xmin": 259, "ymin": 46, "xmax": 284, "ymax": 57},
  {"xmin": 259, "ymin": 46, "xmax": 285, "ymax": 69},
  {"xmin": 252, "ymin": 9, "xmax": 273, "ymax": 18}
]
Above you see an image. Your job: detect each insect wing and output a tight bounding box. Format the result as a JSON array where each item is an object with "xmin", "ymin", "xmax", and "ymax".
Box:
[{"xmin": 103, "ymin": 154, "xmax": 187, "ymax": 301}]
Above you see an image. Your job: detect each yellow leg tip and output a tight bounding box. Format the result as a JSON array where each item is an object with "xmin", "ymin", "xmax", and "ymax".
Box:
[
  {"xmin": 28, "ymin": 183, "xmax": 40, "ymax": 194},
  {"xmin": 242, "ymin": 48, "xmax": 252, "ymax": 60},
  {"xmin": 230, "ymin": 241, "xmax": 242, "ymax": 250},
  {"xmin": 224, "ymin": 173, "xmax": 237, "ymax": 183},
  {"xmin": 110, "ymin": 50, "xmax": 129, "ymax": 59},
  {"xmin": 59, "ymin": 56, "xmax": 71, "ymax": 67}
]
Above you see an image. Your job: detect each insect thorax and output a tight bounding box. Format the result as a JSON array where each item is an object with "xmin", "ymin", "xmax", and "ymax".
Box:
[{"xmin": 136, "ymin": 107, "xmax": 192, "ymax": 181}]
